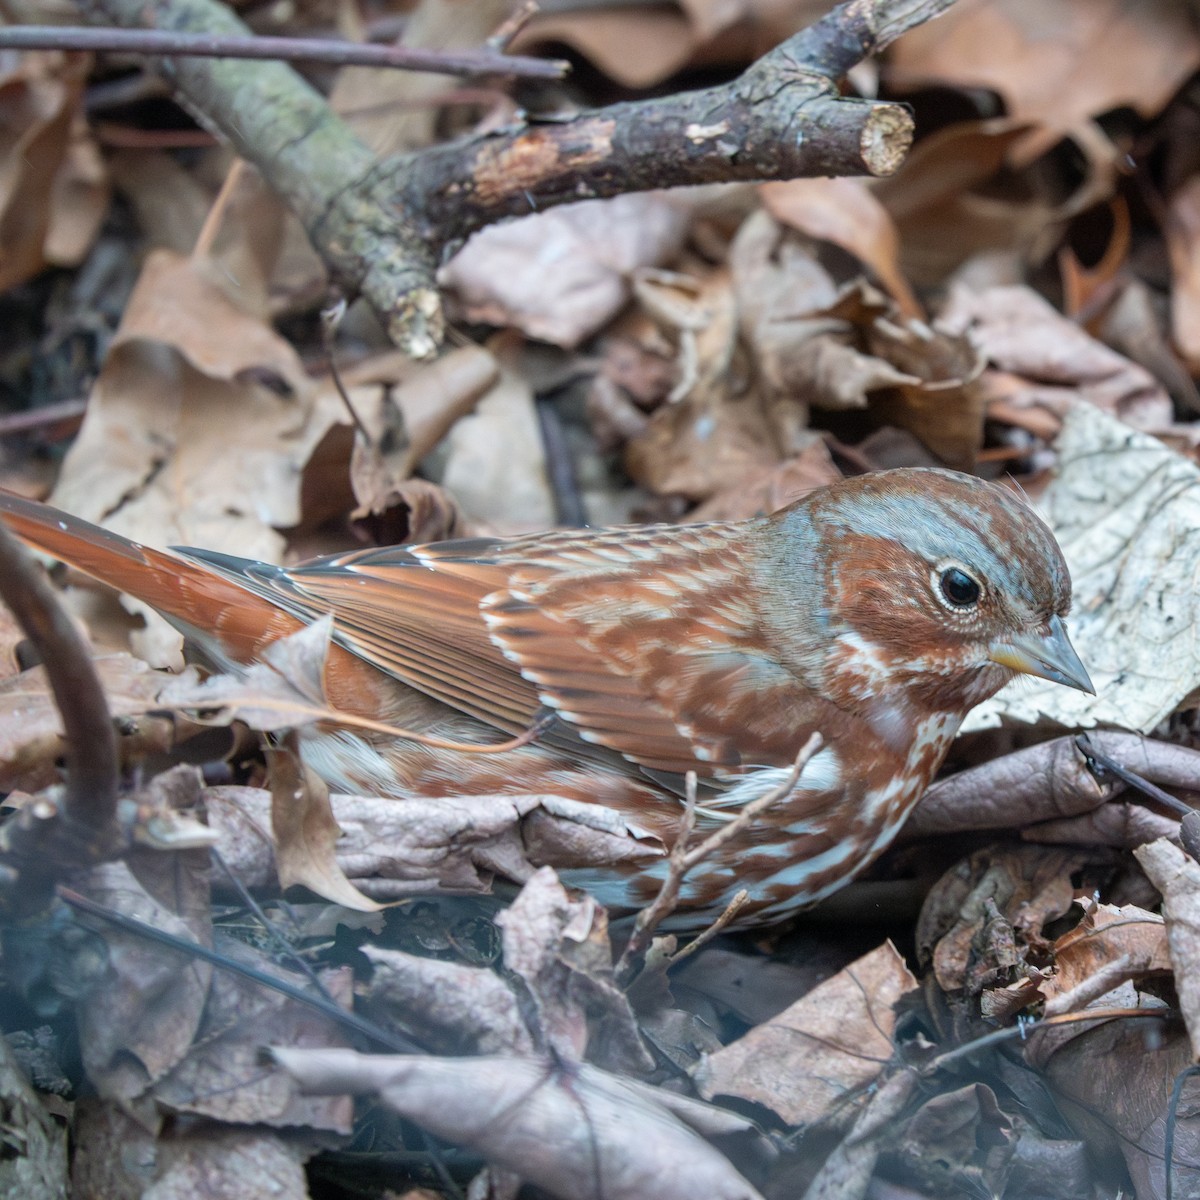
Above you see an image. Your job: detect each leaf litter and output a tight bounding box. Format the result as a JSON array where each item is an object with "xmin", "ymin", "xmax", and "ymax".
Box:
[{"xmin": 6, "ymin": 2, "xmax": 1200, "ymax": 1198}]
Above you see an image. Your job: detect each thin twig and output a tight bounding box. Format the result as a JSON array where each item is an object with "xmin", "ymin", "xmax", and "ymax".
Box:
[
  {"xmin": 320, "ymin": 297, "xmax": 373, "ymax": 447},
  {"xmin": 1075, "ymin": 733, "xmax": 1193, "ymax": 817},
  {"xmin": 487, "ymin": 0, "xmax": 541, "ymax": 52},
  {"xmin": 616, "ymin": 734, "xmax": 822, "ymax": 981},
  {"xmin": 210, "ymin": 849, "xmax": 336, "ymax": 1004},
  {"xmin": 0, "ymin": 25, "xmax": 569, "ymax": 79},
  {"xmin": 58, "ymin": 885, "xmax": 420, "ymax": 1052},
  {"xmin": 928, "ymin": 1006, "xmax": 1171, "ymax": 1072},
  {"xmin": 0, "ymin": 398, "xmax": 87, "ymax": 439},
  {"xmin": 191, "ymin": 157, "xmax": 246, "ymax": 261},
  {"xmin": 667, "ymin": 889, "xmax": 750, "ymax": 967},
  {"xmin": 536, "ymin": 397, "xmax": 586, "ymax": 527},
  {"xmin": 0, "ymin": 525, "xmax": 118, "ymax": 844}
]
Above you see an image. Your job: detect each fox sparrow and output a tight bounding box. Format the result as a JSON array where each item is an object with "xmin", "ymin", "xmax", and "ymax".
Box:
[{"xmin": 0, "ymin": 469, "xmax": 1090, "ymax": 925}]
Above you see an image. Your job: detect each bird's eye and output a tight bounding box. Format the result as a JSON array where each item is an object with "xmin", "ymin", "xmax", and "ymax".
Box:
[{"xmin": 939, "ymin": 567, "xmax": 981, "ymax": 608}]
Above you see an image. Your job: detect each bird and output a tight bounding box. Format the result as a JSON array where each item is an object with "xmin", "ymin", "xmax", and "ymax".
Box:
[{"xmin": 0, "ymin": 469, "xmax": 1091, "ymax": 926}]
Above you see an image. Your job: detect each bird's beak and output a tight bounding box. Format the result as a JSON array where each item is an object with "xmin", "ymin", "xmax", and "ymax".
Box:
[{"xmin": 988, "ymin": 614, "xmax": 1094, "ymax": 695}]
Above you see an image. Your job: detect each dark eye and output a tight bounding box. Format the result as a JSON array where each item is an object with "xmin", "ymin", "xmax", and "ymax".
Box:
[{"xmin": 940, "ymin": 568, "xmax": 980, "ymax": 608}]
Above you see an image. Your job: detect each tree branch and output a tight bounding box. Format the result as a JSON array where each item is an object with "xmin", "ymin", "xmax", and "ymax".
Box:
[
  {"xmin": 77, "ymin": 0, "xmax": 955, "ymax": 356},
  {"xmin": 0, "ymin": 526, "xmax": 120, "ymax": 907}
]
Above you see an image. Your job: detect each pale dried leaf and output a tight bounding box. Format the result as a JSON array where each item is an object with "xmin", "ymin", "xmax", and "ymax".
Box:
[
  {"xmin": 496, "ymin": 868, "xmax": 651, "ymax": 1072},
  {"xmin": 515, "ymin": 8, "xmax": 698, "ymax": 89},
  {"xmin": 364, "ymin": 945, "xmax": 535, "ymax": 1056},
  {"xmin": 152, "ymin": 945, "xmax": 354, "ymax": 1131},
  {"xmin": 916, "ymin": 845, "xmax": 1088, "ymax": 992},
  {"xmin": 348, "ymin": 343, "xmax": 498, "ymax": 507},
  {"xmin": 0, "ymin": 51, "xmax": 88, "ymax": 290},
  {"xmin": 1134, "ymin": 838, "xmax": 1200, "ymax": 1059},
  {"xmin": 268, "ymin": 740, "xmax": 381, "ymax": 913},
  {"xmin": 0, "ymin": 1034, "xmax": 67, "ymax": 1200},
  {"xmin": 206, "ymin": 786, "xmax": 663, "ymax": 898},
  {"xmin": 140, "ymin": 1125, "xmax": 310, "ymax": 1200},
  {"xmin": 0, "ymin": 653, "xmax": 175, "ymax": 792},
  {"xmin": 441, "ymin": 194, "xmax": 692, "ymax": 349},
  {"xmin": 760, "ymin": 177, "xmax": 920, "ymax": 318},
  {"xmin": 157, "ymin": 618, "xmax": 336, "ymax": 734},
  {"xmin": 965, "ymin": 407, "xmax": 1200, "ymax": 733},
  {"xmin": 693, "ymin": 941, "xmax": 916, "ymax": 1127},
  {"xmin": 891, "ymin": 0, "xmax": 1200, "ymax": 136},
  {"xmin": 939, "ymin": 284, "xmax": 1172, "ymax": 429},
  {"xmin": 1167, "ymin": 176, "xmax": 1200, "ymax": 374},
  {"xmin": 46, "ymin": 249, "xmax": 346, "ymax": 665},
  {"xmin": 874, "ymin": 120, "xmax": 1115, "ymax": 284},
  {"xmin": 272, "ymin": 1048, "xmax": 764, "ymax": 1200},
  {"xmin": 440, "ymin": 368, "xmax": 556, "ymax": 533},
  {"xmin": 76, "ymin": 857, "xmax": 212, "ymax": 1105}
]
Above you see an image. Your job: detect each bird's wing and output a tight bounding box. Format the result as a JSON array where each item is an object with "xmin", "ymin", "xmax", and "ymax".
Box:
[{"xmin": 183, "ymin": 521, "xmax": 815, "ymax": 776}]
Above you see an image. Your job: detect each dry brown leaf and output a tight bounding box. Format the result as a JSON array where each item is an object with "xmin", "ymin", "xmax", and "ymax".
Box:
[
  {"xmin": 267, "ymin": 738, "xmax": 381, "ymax": 913},
  {"xmin": 692, "ymin": 941, "xmax": 916, "ymax": 1127},
  {"xmin": 441, "ymin": 194, "xmax": 692, "ymax": 349},
  {"xmin": 348, "ymin": 344, "xmax": 498, "ymax": 510},
  {"xmin": 42, "ymin": 113, "xmax": 108, "ymax": 268},
  {"xmin": 890, "ymin": 0, "xmax": 1200, "ymax": 141},
  {"xmin": 439, "ymin": 366, "xmax": 556, "ymax": 533},
  {"xmin": 0, "ymin": 652, "xmax": 175, "ymax": 792},
  {"xmin": 688, "ymin": 436, "xmax": 842, "ymax": 521},
  {"xmin": 47, "ymin": 248, "xmax": 345, "ymax": 664},
  {"xmin": 496, "ymin": 868, "xmax": 651, "ymax": 1073},
  {"xmin": 0, "ymin": 51, "xmax": 90, "ymax": 291},
  {"xmin": 108, "ymin": 149, "xmax": 217, "ymax": 254},
  {"xmin": 906, "ymin": 734, "xmax": 1114, "ymax": 838},
  {"xmin": 1134, "ymin": 838, "xmax": 1200, "ymax": 1059},
  {"xmin": 332, "ymin": 0, "xmax": 512, "ymax": 156},
  {"xmin": 938, "ymin": 284, "xmax": 1173, "ymax": 431},
  {"xmin": 874, "ymin": 120, "xmax": 1115, "ymax": 285},
  {"xmin": 626, "ymin": 265, "xmax": 781, "ymax": 498},
  {"xmin": 158, "ymin": 617, "xmax": 337, "ymax": 735},
  {"xmin": 1034, "ymin": 1010, "xmax": 1197, "ymax": 1198},
  {"xmin": 893, "ymin": 1084, "xmax": 1016, "ymax": 1196},
  {"xmin": 1167, "ymin": 175, "xmax": 1200, "ymax": 375},
  {"xmin": 760, "ymin": 177, "xmax": 921, "ymax": 318},
  {"xmin": 1044, "ymin": 901, "xmax": 1171, "ymax": 1011},
  {"xmin": 76, "ymin": 856, "xmax": 213, "ymax": 1105},
  {"xmin": 206, "ymin": 785, "xmax": 663, "ymax": 900},
  {"xmin": 152, "ymin": 943, "xmax": 355, "ymax": 1131},
  {"xmin": 364, "ymin": 945, "xmax": 535, "ymax": 1056},
  {"xmin": 515, "ymin": 8, "xmax": 699, "ymax": 89},
  {"xmin": 916, "ymin": 845, "xmax": 1090, "ymax": 993},
  {"xmin": 272, "ymin": 1048, "xmax": 764, "ymax": 1200},
  {"xmin": 349, "ymin": 477, "xmax": 470, "ymax": 547},
  {"xmin": 0, "ymin": 602, "xmax": 27, "ymax": 681},
  {"xmin": 0, "ymin": 1033, "xmax": 68, "ymax": 1198}
]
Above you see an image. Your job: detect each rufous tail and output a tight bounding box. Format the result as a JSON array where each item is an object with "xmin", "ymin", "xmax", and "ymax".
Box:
[{"xmin": 0, "ymin": 490, "xmax": 303, "ymax": 665}]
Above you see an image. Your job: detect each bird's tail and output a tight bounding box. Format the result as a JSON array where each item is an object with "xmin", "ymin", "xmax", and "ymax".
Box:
[{"xmin": 0, "ymin": 490, "xmax": 304, "ymax": 664}]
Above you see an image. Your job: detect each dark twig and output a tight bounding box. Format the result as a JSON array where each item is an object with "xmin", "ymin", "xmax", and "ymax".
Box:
[
  {"xmin": 1075, "ymin": 733, "xmax": 1194, "ymax": 818},
  {"xmin": 928, "ymin": 1006, "xmax": 1172, "ymax": 1072},
  {"xmin": 0, "ymin": 525, "xmax": 118, "ymax": 849},
  {"xmin": 58, "ymin": 886, "xmax": 420, "ymax": 1053},
  {"xmin": 536, "ymin": 398, "xmax": 586, "ymax": 527},
  {"xmin": 210, "ymin": 849, "xmax": 336, "ymax": 1005},
  {"xmin": 0, "ymin": 25, "xmax": 569, "ymax": 79},
  {"xmin": 1167, "ymin": 1065, "xmax": 1200, "ymax": 1200},
  {"xmin": 320, "ymin": 297, "xmax": 373, "ymax": 447}
]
